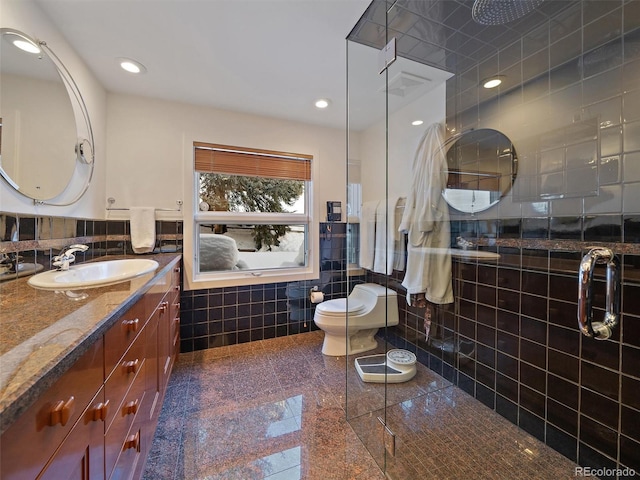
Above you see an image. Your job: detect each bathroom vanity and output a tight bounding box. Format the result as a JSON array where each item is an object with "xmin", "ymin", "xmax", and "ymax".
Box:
[{"xmin": 0, "ymin": 253, "xmax": 181, "ymax": 480}]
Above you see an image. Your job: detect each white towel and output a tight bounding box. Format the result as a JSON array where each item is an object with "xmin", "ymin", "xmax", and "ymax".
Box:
[
  {"xmin": 359, "ymin": 200, "xmax": 379, "ymax": 270},
  {"xmin": 399, "ymin": 123, "xmax": 453, "ymax": 305},
  {"xmin": 130, "ymin": 207, "xmax": 156, "ymax": 254},
  {"xmin": 373, "ymin": 197, "xmax": 406, "ymax": 274},
  {"xmin": 393, "ymin": 198, "xmax": 406, "ymax": 272},
  {"xmin": 373, "ymin": 202, "xmax": 385, "ymax": 274}
]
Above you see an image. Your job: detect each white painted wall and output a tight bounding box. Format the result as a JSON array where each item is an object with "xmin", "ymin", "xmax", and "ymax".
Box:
[
  {"xmin": 105, "ymin": 93, "xmax": 348, "ymax": 289},
  {"xmin": 0, "ymin": 0, "xmax": 107, "ymax": 218},
  {"xmin": 106, "ymin": 92, "xmax": 347, "ymax": 218}
]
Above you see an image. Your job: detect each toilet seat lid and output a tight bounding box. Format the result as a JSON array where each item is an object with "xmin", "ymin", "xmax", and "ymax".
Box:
[{"xmin": 317, "ymin": 298, "xmax": 366, "ymax": 315}]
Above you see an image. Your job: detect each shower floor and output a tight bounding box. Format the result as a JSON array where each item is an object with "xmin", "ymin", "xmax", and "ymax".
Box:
[
  {"xmin": 349, "ymin": 387, "xmax": 577, "ymax": 479},
  {"xmin": 143, "ymin": 331, "xmax": 580, "ymax": 479}
]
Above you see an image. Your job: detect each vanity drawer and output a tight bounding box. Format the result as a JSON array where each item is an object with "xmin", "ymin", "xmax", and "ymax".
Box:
[
  {"xmin": 105, "ymin": 299, "xmax": 147, "ymax": 377},
  {"xmin": 105, "ymin": 360, "xmax": 146, "ymax": 479},
  {"xmin": 104, "ymin": 327, "xmax": 146, "ymax": 431},
  {"xmin": 0, "ymin": 341, "xmax": 103, "ymax": 480}
]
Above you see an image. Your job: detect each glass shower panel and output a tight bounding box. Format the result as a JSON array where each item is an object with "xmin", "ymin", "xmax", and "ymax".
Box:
[
  {"xmin": 344, "ymin": 31, "xmax": 390, "ymax": 471},
  {"xmin": 346, "ymin": 1, "xmax": 457, "ymax": 476},
  {"xmin": 345, "ymin": 0, "xmax": 640, "ymax": 477}
]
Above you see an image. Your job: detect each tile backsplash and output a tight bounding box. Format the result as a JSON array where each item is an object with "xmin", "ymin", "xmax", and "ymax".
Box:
[{"xmin": 0, "ymin": 213, "xmax": 183, "ymax": 277}]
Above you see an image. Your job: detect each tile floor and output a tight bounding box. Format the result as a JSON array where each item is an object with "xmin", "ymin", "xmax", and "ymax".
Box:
[{"xmin": 142, "ymin": 331, "xmax": 581, "ymax": 480}]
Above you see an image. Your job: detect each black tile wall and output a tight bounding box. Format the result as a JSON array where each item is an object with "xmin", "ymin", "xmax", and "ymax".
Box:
[
  {"xmin": 178, "ymin": 223, "xmax": 362, "ymax": 352},
  {"xmin": 383, "ymin": 249, "xmax": 640, "ymax": 475},
  {"xmin": 0, "ymin": 212, "xmax": 183, "ymax": 274},
  {"xmin": 372, "ymin": 10, "xmax": 639, "ymax": 474}
]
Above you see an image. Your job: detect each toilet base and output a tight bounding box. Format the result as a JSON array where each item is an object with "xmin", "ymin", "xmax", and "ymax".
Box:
[{"xmin": 320, "ymin": 328, "xmax": 378, "ymax": 356}]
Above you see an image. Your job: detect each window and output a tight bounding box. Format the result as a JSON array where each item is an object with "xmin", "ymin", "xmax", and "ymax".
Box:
[{"xmin": 194, "ymin": 142, "xmax": 313, "ymax": 282}]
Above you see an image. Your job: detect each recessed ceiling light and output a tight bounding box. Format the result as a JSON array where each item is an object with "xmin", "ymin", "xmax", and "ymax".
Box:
[
  {"xmin": 118, "ymin": 58, "xmax": 147, "ymax": 74},
  {"xmin": 411, "ymin": 120, "xmax": 424, "ymax": 126},
  {"xmin": 315, "ymin": 98, "xmax": 331, "ymax": 109},
  {"xmin": 482, "ymin": 76, "xmax": 504, "ymax": 89},
  {"xmin": 2, "ymin": 30, "xmax": 41, "ymax": 54}
]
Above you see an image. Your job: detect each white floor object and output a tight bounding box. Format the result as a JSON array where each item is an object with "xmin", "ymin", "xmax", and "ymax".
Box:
[{"xmin": 354, "ymin": 349, "xmax": 417, "ymax": 383}]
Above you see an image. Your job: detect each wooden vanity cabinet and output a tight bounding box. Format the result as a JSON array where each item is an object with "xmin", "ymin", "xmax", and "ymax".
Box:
[
  {"xmin": 161, "ymin": 265, "xmax": 181, "ymax": 395},
  {"xmin": 104, "ymin": 258, "xmax": 181, "ymax": 480},
  {"xmin": 104, "ymin": 320, "xmax": 147, "ymax": 479},
  {"xmin": 0, "ymin": 257, "xmax": 181, "ymax": 480},
  {"xmin": 169, "ymin": 266, "xmax": 181, "ymax": 378},
  {"xmin": 37, "ymin": 387, "xmax": 106, "ymax": 480},
  {"xmin": 135, "ymin": 263, "xmax": 181, "ymax": 469},
  {"xmin": 0, "ymin": 341, "xmax": 103, "ymax": 480},
  {"xmin": 106, "ymin": 357, "xmax": 147, "ymax": 480}
]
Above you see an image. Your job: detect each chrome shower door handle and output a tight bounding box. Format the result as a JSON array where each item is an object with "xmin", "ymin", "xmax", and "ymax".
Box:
[{"xmin": 578, "ymin": 247, "xmax": 621, "ymax": 340}]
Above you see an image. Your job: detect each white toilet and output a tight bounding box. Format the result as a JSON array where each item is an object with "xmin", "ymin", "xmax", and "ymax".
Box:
[{"xmin": 313, "ymin": 283, "xmax": 399, "ymax": 356}]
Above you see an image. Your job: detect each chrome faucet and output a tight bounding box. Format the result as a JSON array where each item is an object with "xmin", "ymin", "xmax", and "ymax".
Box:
[
  {"xmin": 53, "ymin": 244, "xmax": 89, "ymax": 271},
  {"xmin": 456, "ymin": 236, "xmax": 474, "ymax": 250},
  {"xmin": 0, "ymin": 253, "xmax": 12, "ymax": 273},
  {"xmin": 0, "ymin": 252, "xmax": 22, "ymax": 273}
]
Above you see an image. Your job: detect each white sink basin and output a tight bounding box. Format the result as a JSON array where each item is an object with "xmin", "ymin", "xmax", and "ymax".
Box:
[{"xmin": 27, "ymin": 259, "xmax": 159, "ymax": 290}]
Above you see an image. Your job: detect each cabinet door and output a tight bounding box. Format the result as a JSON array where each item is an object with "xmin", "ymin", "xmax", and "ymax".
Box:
[
  {"xmin": 104, "ymin": 382, "xmax": 146, "ymax": 479},
  {"xmin": 37, "ymin": 388, "xmax": 106, "ymax": 480},
  {"xmin": 1, "ymin": 341, "xmax": 103, "ymax": 480},
  {"xmin": 104, "ymin": 335, "xmax": 147, "ymax": 479},
  {"xmin": 109, "ymin": 370, "xmax": 149, "ymax": 480}
]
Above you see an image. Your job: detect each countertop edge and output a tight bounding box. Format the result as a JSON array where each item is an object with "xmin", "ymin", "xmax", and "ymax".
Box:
[{"xmin": 0, "ymin": 254, "xmax": 181, "ymax": 435}]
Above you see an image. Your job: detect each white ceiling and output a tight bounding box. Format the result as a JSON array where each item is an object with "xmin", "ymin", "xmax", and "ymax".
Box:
[{"xmin": 34, "ymin": 0, "xmax": 450, "ymax": 131}]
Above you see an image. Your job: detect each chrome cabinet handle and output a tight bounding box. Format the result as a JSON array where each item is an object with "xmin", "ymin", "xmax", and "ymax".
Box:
[{"xmin": 578, "ymin": 247, "xmax": 620, "ymax": 340}]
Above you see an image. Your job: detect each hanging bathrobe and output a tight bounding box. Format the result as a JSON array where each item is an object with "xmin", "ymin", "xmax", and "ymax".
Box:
[{"xmin": 398, "ymin": 123, "xmax": 453, "ymax": 305}]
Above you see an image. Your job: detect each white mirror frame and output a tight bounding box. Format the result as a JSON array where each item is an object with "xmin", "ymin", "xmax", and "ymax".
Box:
[{"xmin": 0, "ymin": 28, "xmax": 95, "ymax": 206}]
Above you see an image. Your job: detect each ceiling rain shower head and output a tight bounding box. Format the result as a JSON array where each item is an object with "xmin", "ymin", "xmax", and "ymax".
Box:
[{"xmin": 472, "ymin": 0, "xmax": 545, "ymax": 25}]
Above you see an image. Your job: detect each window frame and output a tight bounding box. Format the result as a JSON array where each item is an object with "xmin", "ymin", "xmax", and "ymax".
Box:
[{"xmin": 191, "ymin": 142, "xmax": 317, "ymax": 288}]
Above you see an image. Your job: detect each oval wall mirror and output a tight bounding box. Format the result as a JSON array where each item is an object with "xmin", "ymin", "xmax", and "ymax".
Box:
[
  {"xmin": 0, "ymin": 28, "xmax": 94, "ymax": 205},
  {"xmin": 442, "ymin": 128, "xmax": 517, "ymax": 213}
]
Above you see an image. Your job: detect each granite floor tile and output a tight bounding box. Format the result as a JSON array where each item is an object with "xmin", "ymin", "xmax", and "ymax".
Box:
[{"xmin": 143, "ymin": 332, "xmax": 579, "ymax": 480}]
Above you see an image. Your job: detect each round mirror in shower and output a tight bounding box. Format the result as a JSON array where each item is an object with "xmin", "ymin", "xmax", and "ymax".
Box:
[{"xmin": 442, "ymin": 128, "xmax": 517, "ymax": 214}]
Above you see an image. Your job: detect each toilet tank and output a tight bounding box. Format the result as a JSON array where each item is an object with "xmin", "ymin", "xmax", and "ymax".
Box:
[{"xmin": 349, "ymin": 283, "xmax": 399, "ymax": 325}]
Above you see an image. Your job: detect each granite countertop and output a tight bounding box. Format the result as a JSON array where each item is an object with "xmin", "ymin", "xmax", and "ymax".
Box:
[{"xmin": 0, "ymin": 253, "xmax": 181, "ymax": 435}]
